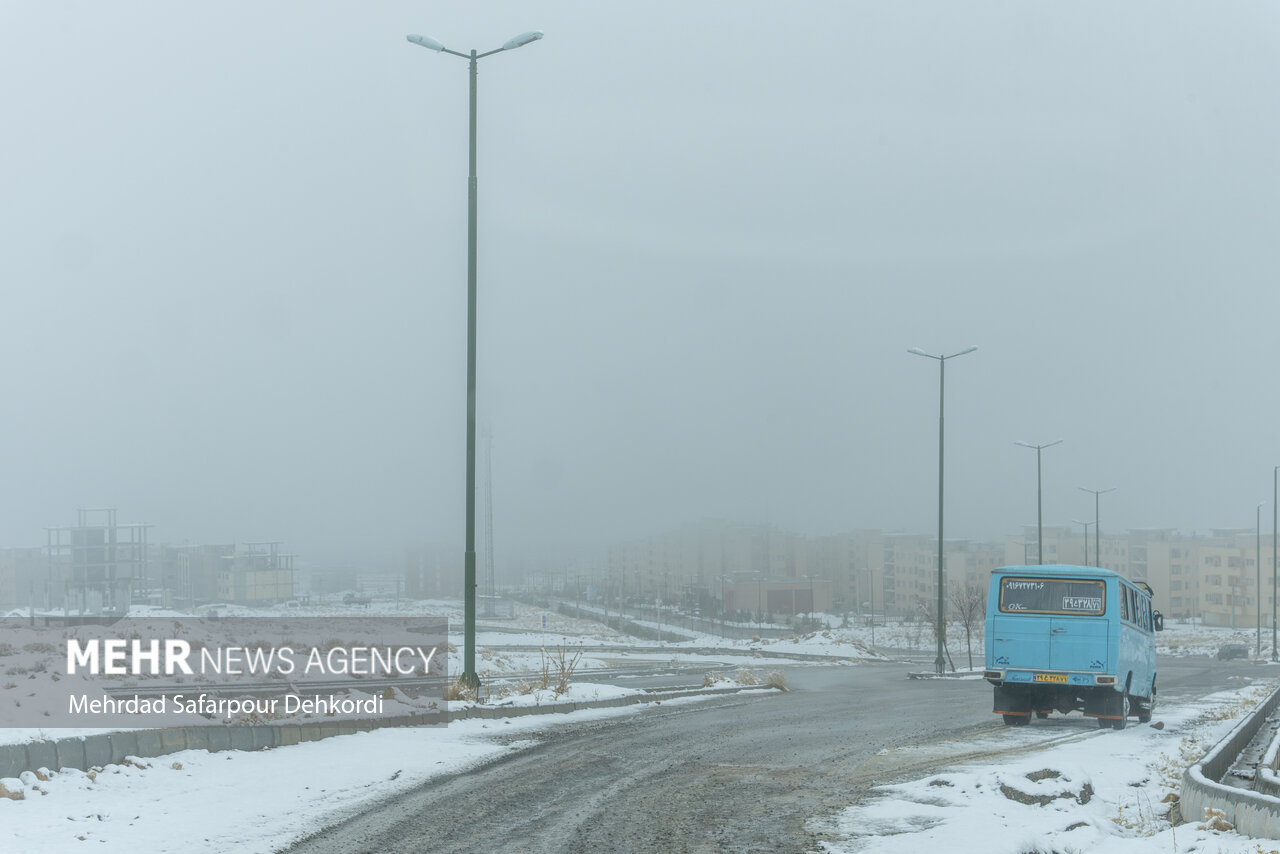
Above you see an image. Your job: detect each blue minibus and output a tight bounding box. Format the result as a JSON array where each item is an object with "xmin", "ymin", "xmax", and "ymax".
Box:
[{"xmin": 984, "ymin": 565, "xmax": 1163, "ymax": 729}]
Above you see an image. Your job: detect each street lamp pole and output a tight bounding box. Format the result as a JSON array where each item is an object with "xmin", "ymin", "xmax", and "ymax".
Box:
[
  {"xmin": 1259, "ymin": 501, "xmax": 1267, "ymax": 656},
  {"xmin": 1072, "ymin": 519, "xmax": 1094, "ymax": 569},
  {"xmin": 1274, "ymin": 465, "xmax": 1278, "ymax": 662},
  {"xmin": 1015, "ymin": 439, "xmax": 1063, "ymax": 565},
  {"xmin": 871, "ymin": 569, "xmax": 876, "ymax": 648},
  {"xmin": 869, "ymin": 568, "xmax": 877, "ymax": 649},
  {"xmin": 1078, "ymin": 487, "xmax": 1116, "ymax": 568},
  {"xmin": 757, "ymin": 574, "xmax": 763, "ymax": 629},
  {"xmin": 908, "ymin": 345, "xmax": 977, "ymax": 674},
  {"xmin": 407, "ymin": 29, "xmax": 543, "ymax": 691},
  {"xmin": 721, "ymin": 575, "xmax": 728, "ymax": 638}
]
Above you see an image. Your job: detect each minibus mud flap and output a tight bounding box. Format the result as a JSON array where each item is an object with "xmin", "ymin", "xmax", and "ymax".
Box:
[
  {"xmin": 993, "ymin": 684, "xmax": 1032, "ymax": 717},
  {"xmin": 1084, "ymin": 690, "xmax": 1122, "ymax": 720}
]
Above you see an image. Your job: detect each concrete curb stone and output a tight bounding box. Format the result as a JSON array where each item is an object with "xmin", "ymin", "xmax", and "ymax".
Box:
[{"xmin": 1, "ymin": 684, "xmax": 766, "ymax": 777}]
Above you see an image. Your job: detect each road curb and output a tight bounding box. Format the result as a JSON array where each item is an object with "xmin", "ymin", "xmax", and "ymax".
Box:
[
  {"xmin": 1181, "ymin": 683, "xmax": 1280, "ymax": 836},
  {"xmin": 0, "ymin": 684, "xmax": 771, "ymax": 779}
]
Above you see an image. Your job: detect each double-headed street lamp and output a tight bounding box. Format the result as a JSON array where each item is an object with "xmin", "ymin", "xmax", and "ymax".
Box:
[
  {"xmin": 1015, "ymin": 439, "xmax": 1063, "ymax": 565},
  {"xmin": 908, "ymin": 345, "xmax": 977, "ymax": 675},
  {"xmin": 407, "ymin": 28, "xmax": 543, "ymax": 691},
  {"xmin": 1078, "ymin": 486, "xmax": 1116, "ymax": 568}
]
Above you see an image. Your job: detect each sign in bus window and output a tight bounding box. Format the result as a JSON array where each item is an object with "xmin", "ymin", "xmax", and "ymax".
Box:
[{"xmin": 999, "ymin": 577, "xmax": 1106, "ymax": 615}]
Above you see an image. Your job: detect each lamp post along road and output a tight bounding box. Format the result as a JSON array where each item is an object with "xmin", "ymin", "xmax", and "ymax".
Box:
[
  {"xmin": 407, "ymin": 29, "xmax": 543, "ymax": 691},
  {"xmin": 1079, "ymin": 487, "xmax": 1116, "ymax": 568},
  {"xmin": 1274, "ymin": 465, "xmax": 1278, "ymax": 662},
  {"xmin": 908, "ymin": 345, "xmax": 977, "ymax": 674},
  {"xmin": 1015, "ymin": 439, "xmax": 1063, "ymax": 565},
  {"xmin": 1072, "ymin": 519, "xmax": 1093, "ymax": 569},
  {"xmin": 1259, "ymin": 501, "xmax": 1267, "ymax": 656}
]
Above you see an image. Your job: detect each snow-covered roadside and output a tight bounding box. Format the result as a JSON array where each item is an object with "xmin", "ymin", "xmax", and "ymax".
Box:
[
  {"xmin": 4, "ymin": 678, "xmax": 1279, "ymax": 853},
  {"xmin": 816, "ymin": 679, "xmax": 1280, "ymax": 854},
  {"xmin": 0, "ymin": 697, "xmax": 717, "ymax": 853}
]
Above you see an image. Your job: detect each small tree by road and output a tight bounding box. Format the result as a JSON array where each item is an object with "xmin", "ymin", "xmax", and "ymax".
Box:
[{"xmin": 951, "ymin": 583, "xmax": 987, "ymax": 671}]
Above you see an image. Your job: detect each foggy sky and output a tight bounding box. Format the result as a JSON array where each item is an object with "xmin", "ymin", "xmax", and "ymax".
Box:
[{"xmin": 3, "ymin": 2, "xmax": 1280, "ymax": 571}]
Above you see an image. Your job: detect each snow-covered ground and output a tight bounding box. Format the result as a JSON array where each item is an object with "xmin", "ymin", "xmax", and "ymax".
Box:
[
  {"xmin": 6, "ymin": 599, "xmax": 1280, "ymax": 852},
  {"xmin": 0, "ymin": 698, "xmax": 724, "ymax": 852},
  {"xmin": 817, "ymin": 680, "xmax": 1280, "ymax": 854},
  {"xmin": 2, "ymin": 678, "xmax": 1277, "ymax": 852}
]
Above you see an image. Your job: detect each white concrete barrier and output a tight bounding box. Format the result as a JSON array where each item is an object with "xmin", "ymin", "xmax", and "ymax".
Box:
[{"xmin": 1181, "ymin": 684, "xmax": 1280, "ymax": 837}]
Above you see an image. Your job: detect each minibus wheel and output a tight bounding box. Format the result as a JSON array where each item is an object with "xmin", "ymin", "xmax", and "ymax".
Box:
[
  {"xmin": 1111, "ymin": 687, "xmax": 1130, "ymax": 730},
  {"xmin": 1137, "ymin": 681, "xmax": 1155, "ymax": 724},
  {"xmin": 1002, "ymin": 714, "xmax": 1029, "ymax": 727}
]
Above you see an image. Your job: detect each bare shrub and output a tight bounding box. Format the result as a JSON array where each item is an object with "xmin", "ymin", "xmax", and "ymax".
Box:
[
  {"xmin": 547, "ymin": 643, "xmax": 583, "ymax": 697},
  {"xmin": 445, "ymin": 678, "xmax": 477, "ymax": 702}
]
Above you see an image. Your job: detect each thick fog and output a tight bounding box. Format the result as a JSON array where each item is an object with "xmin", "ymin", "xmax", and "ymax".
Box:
[{"xmin": 2, "ymin": 2, "xmax": 1279, "ymax": 571}]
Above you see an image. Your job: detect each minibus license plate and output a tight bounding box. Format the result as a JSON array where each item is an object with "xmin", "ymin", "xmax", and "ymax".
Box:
[{"xmin": 1034, "ymin": 673, "xmax": 1067, "ymax": 683}]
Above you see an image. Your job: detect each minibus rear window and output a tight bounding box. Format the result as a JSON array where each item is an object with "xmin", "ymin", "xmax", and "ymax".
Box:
[{"xmin": 999, "ymin": 577, "xmax": 1106, "ymax": 615}]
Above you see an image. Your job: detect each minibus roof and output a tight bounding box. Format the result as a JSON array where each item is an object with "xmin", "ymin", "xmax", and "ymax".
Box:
[{"xmin": 993, "ymin": 564, "xmax": 1124, "ymax": 579}]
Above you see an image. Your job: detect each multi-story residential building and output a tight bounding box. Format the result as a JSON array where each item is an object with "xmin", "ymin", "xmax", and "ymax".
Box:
[
  {"xmin": 607, "ymin": 520, "xmax": 821, "ymax": 615},
  {"xmin": 214, "ymin": 542, "xmax": 295, "ymax": 605},
  {"xmin": 607, "ymin": 523, "xmax": 1002, "ymax": 619},
  {"xmin": 1001, "ymin": 526, "xmax": 1277, "ymax": 628},
  {"xmin": 151, "ymin": 543, "xmax": 236, "ymax": 607},
  {"xmin": 44, "ymin": 508, "xmax": 151, "ymax": 614},
  {"xmin": 608, "ymin": 519, "xmax": 1280, "ymax": 630},
  {"xmin": 881, "ymin": 534, "xmax": 1003, "ymax": 618},
  {"xmin": 0, "ymin": 547, "xmax": 44, "ymax": 612}
]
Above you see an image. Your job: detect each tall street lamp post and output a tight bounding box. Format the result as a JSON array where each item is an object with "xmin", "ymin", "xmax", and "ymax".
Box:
[
  {"xmin": 867, "ymin": 568, "xmax": 877, "ymax": 649},
  {"xmin": 1072, "ymin": 519, "xmax": 1094, "ymax": 569},
  {"xmin": 1274, "ymin": 465, "xmax": 1278, "ymax": 662},
  {"xmin": 1259, "ymin": 500, "xmax": 1267, "ymax": 657},
  {"xmin": 870, "ymin": 569, "xmax": 876, "ymax": 649},
  {"xmin": 757, "ymin": 573, "xmax": 763, "ymax": 629},
  {"xmin": 1078, "ymin": 487, "xmax": 1116, "ymax": 569},
  {"xmin": 908, "ymin": 345, "xmax": 978, "ymax": 675},
  {"xmin": 407, "ymin": 28, "xmax": 543, "ymax": 691},
  {"xmin": 720, "ymin": 575, "xmax": 729, "ymax": 639},
  {"xmin": 1015, "ymin": 439, "xmax": 1063, "ymax": 565}
]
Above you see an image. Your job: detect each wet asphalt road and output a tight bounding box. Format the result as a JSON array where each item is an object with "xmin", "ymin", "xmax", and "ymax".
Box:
[{"xmin": 281, "ymin": 655, "xmax": 1252, "ymax": 854}]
